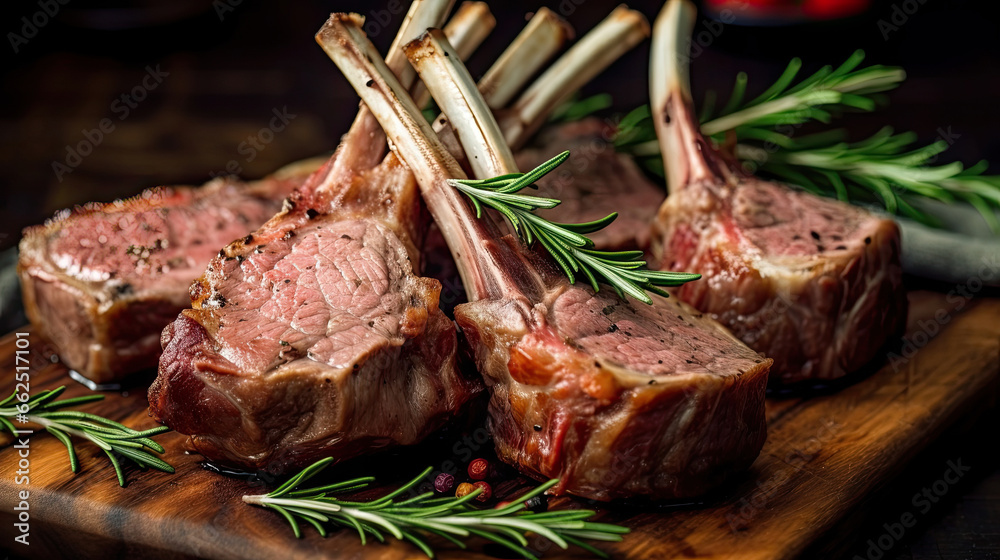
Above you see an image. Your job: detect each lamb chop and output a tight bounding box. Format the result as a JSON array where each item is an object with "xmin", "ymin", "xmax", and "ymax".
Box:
[
  {"xmin": 319, "ymin": 9, "xmax": 770, "ymax": 501},
  {"xmin": 149, "ymin": 1, "xmax": 574, "ymax": 472},
  {"xmin": 14, "ymin": 2, "xmax": 494, "ymax": 386},
  {"xmin": 649, "ymin": 0, "xmax": 907, "ymax": 385},
  {"xmin": 18, "ymin": 158, "xmax": 322, "ymax": 384}
]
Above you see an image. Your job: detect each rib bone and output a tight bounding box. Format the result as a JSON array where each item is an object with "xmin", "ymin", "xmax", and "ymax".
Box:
[
  {"xmin": 411, "ymin": 1, "xmax": 496, "ymax": 108},
  {"xmin": 407, "ymin": 28, "xmax": 519, "ymax": 179},
  {"xmin": 650, "ymin": 0, "xmax": 734, "ymax": 192},
  {"xmin": 431, "ymin": 8, "xmax": 571, "ymax": 171},
  {"xmin": 476, "ymin": 7, "xmax": 573, "ymax": 111},
  {"xmin": 502, "ymin": 6, "xmax": 650, "ymax": 150},
  {"xmin": 319, "ymin": 0, "xmax": 455, "ymax": 188}
]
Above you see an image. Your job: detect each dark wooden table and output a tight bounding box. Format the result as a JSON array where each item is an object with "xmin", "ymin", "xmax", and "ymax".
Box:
[{"xmin": 1, "ymin": 290, "xmax": 998, "ymax": 559}]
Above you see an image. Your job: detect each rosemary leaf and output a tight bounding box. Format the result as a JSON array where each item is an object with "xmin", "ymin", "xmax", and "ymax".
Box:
[
  {"xmin": 447, "ymin": 151, "xmax": 700, "ymax": 303},
  {"xmin": 0, "ymin": 386, "xmax": 174, "ymax": 487},
  {"xmin": 244, "ymin": 459, "xmax": 629, "ymax": 558}
]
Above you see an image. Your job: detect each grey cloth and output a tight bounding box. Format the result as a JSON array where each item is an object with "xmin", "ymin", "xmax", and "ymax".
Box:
[
  {"xmin": 897, "ymin": 200, "xmax": 1000, "ymax": 287},
  {"xmin": 0, "ymin": 246, "xmax": 26, "ymax": 333}
]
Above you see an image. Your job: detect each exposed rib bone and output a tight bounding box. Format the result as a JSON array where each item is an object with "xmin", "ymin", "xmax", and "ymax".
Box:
[
  {"xmin": 649, "ymin": 0, "xmax": 692, "ymax": 114},
  {"xmin": 405, "ymin": 11, "xmax": 656, "ymax": 289},
  {"xmin": 430, "ymin": 8, "xmax": 571, "ymax": 170},
  {"xmin": 319, "ymin": 15, "xmax": 519, "ymax": 302},
  {"xmin": 502, "ymin": 6, "xmax": 650, "ymax": 150},
  {"xmin": 651, "ymin": 0, "xmax": 734, "ymax": 192},
  {"xmin": 476, "ymin": 7, "xmax": 572, "ymax": 110},
  {"xmin": 407, "ymin": 29, "xmax": 519, "ymax": 179},
  {"xmin": 308, "ymin": 0, "xmax": 493, "ymax": 207},
  {"xmin": 444, "ymin": 2, "xmax": 495, "ymax": 60},
  {"xmin": 384, "ymin": 0, "xmax": 456, "ymax": 105},
  {"xmin": 320, "ymin": 0, "xmax": 454, "ymax": 188},
  {"xmin": 411, "ymin": 1, "xmax": 496, "ymax": 108}
]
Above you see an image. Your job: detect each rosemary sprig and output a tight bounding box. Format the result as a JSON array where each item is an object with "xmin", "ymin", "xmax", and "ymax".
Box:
[
  {"xmin": 615, "ymin": 50, "xmax": 905, "ymax": 156},
  {"xmin": 448, "ymin": 151, "xmax": 701, "ymax": 304},
  {"xmin": 699, "ymin": 49, "xmax": 904, "ymax": 139},
  {"xmin": 739, "ymin": 127, "xmax": 1000, "ymax": 231},
  {"xmin": 243, "ymin": 457, "xmax": 628, "ymax": 559},
  {"xmin": 550, "ymin": 93, "xmax": 614, "ymax": 124},
  {"xmin": 0, "ymin": 386, "xmax": 174, "ymax": 486},
  {"xmin": 611, "ymin": 49, "xmax": 1000, "ymax": 232}
]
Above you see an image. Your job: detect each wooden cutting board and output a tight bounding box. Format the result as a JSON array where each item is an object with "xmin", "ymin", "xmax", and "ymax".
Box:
[{"xmin": 1, "ymin": 290, "xmax": 998, "ymax": 560}]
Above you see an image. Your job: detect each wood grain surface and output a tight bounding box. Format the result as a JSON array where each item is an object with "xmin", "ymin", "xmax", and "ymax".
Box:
[{"xmin": 1, "ymin": 290, "xmax": 998, "ymax": 560}]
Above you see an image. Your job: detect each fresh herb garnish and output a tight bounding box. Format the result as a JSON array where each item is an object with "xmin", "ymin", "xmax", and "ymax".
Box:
[
  {"xmin": 550, "ymin": 93, "xmax": 614, "ymax": 124},
  {"xmin": 698, "ymin": 50, "xmax": 904, "ymax": 139},
  {"xmin": 448, "ymin": 150, "xmax": 701, "ymax": 304},
  {"xmin": 616, "ymin": 50, "xmax": 905, "ymax": 154},
  {"xmin": 243, "ymin": 457, "xmax": 629, "ymax": 559},
  {"xmin": 738, "ymin": 127, "xmax": 1000, "ymax": 231},
  {"xmin": 613, "ymin": 50, "xmax": 1000, "ymax": 232},
  {"xmin": 0, "ymin": 386, "xmax": 174, "ymax": 486}
]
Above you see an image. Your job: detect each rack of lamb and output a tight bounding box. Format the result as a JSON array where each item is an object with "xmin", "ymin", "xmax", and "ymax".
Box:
[{"xmin": 319, "ymin": 8, "xmax": 771, "ymax": 501}]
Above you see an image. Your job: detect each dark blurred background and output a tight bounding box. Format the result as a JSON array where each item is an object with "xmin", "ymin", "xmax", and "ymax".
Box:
[
  {"xmin": 0, "ymin": 0, "xmax": 997, "ymax": 558},
  {"xmin": 1, "ymin": 0, "xmax": 998, "ymax": 253}
]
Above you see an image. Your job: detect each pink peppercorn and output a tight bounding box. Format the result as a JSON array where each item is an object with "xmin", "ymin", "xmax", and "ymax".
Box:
[
  {"xmin": 434, "ymin": 472, "xmax": 455, "ymax": 493},
  {"xmin": 473, "ymin": 481, "xmax": 492, "ymax": 503},
  {"xmin": 468, "ymin": 458, "xmax": 490, "ymax": 480}
]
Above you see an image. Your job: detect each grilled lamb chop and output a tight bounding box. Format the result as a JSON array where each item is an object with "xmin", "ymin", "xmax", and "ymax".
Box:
[
  {"xmin": 14, "ymin": 1, "xmax": 495, "ymax": 386},
  {"xmin": 18, "ymin": 159, "xmax": 321, "ymax": 384},
  {"xmin": 320, "ymin": 9, "xmax": 770, "ymax": 501},
  {"xmin": 649, "ymin": 0, "xmax": 907, "ymax": 385},
  {"xmin": 515, "ymin": 119, "xmax": 663, "ymax": 252},
  {"xmin": 150, "ymin": 1, "xmax": 573, "ymax": 472}
]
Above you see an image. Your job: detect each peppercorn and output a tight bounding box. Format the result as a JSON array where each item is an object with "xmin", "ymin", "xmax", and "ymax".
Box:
[
  {"xmin": 525, "ymin": 494, "xmax": 548, "ymax": 512},
  {"xmin": 455, "ymin": 482, "xmax": 476, "ymax": 498},
  {"xmin": 473, "ymin": 481, "xmax": 492, "ymax": 503},
  {"xmin": 468, "ymin": 458, "xmax": 490, "ymax": 480},
  {"xmin": 434, "ymin": 472, "xmax": 455, "ymax": 493}
]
